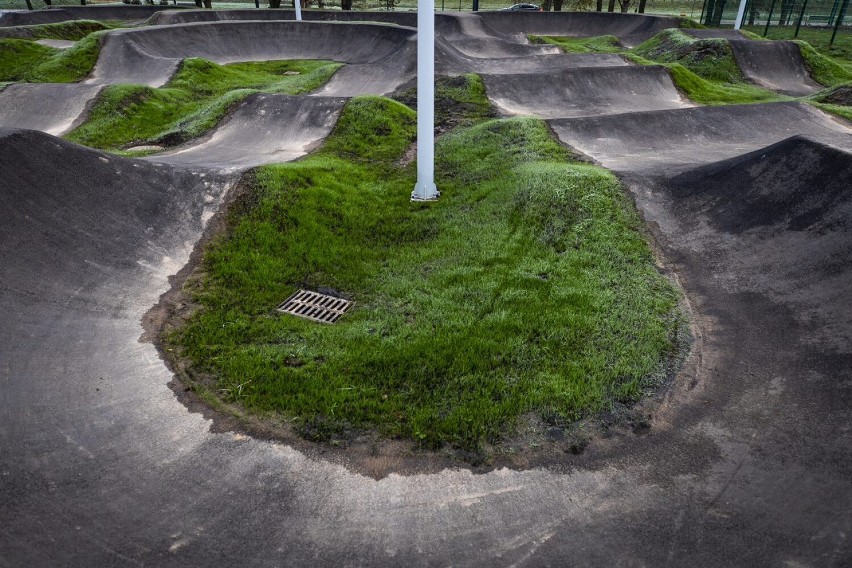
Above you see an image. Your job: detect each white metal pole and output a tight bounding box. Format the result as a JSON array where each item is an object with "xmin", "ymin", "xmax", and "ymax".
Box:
[
  {"xmin": 412, "ymin": 0, "xmax": 438, "ymax": 201},
  {"xmin": 294, "ymin": 0, "xmax": 302, "ymax": 21},
  {"xmin": 734, "ymin": 0, "xmax": 748, "ymax": 29}
]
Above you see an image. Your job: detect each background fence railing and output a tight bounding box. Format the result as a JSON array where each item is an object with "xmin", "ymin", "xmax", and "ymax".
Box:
[{"xmin": 1, "ymin": 0, "xmax": 848, "ymax": 52}]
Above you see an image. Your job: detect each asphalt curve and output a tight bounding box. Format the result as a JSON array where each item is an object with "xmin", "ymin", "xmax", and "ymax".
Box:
[
  {"xmin": 483, "ymin": 65, "xmax": 692, "ymax": 118},
  {"xmin": 1, "ymin": 9, "xmax": 852, "ymax": 567},
  {"xmin": 0, "ymin": 83, "xmax": 102, "ymax": 136},
  {"xmin": 149, "ymin": 94, "xmax": 347, "ymax": 171}
]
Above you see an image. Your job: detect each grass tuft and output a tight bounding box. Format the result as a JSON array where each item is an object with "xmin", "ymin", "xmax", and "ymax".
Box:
[
  {"xmin": 528, "ymin": 34, "xmax": 623, "ymax": 53},
  {"xmin": 663, "ymin": 61, "xmax": 785, "ymax": 105}
]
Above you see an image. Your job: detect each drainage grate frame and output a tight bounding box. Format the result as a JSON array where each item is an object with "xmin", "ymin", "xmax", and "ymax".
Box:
[{"xmin": 276, "ymin": 289, "xmax": 352, "ymax": 324}]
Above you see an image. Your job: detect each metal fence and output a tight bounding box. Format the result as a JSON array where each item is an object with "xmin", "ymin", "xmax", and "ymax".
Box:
[{"xmin": 1, "ymin": 0, "xmax": 848, "ymax": 45}]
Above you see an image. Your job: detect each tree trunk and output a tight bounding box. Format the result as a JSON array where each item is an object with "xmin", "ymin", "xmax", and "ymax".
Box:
[
  {"xmin": 269, "ymin": 0, "xmax": 281, "ymax": 7},
  {"xmin": 607, "ymin": 0, "xmax": 616, "ymax": 11},
  {"xmin": 542, "ymin": 0, "xmax": 552, "ymax": 10},
  {"xmin": 619, "ymin": 0, "xmax": 631, "ymax": 12},
  {"xmin": 194, "ymin": 0, "xmax": 203, "ymax": 7},
  {"xmin": 747, "ymin": 1, "xmax": 757, "ymax": 24},
  {"xmin": 704, "ymin": 0, "xmax": 717, "ymax": 24},
  {"xmin": 596, "ymin": 0, "xmax": 603, "ymax": 10},
  {"xmin": 25, "ymin": 0, "xmax": 33, "ymax": 9},
  {"xmin": 638, "ymin": 0, "xmax": 646, "ymax": 12},
  {"xmin": 553, "ymin": 0, "xmax": 564, "ymax": 10},
  {"xmin": 779, "ymin": 0, "xmax": 796, "ymax": 25},
  {"xmin": 342, "ymin": 0, "xmax": 352, "ymax": 8},
  {"xmin": 203, "ymin": 0, "xmax": 212, "ymax": 8},
  {"xmin": 708, "ymin": 0, "xmax": 727, "ymax": 25}
]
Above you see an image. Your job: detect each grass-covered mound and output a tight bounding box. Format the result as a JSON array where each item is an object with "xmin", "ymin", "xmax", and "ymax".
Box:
[
  {"xmin": 0, "ymin": 30, "xmax": 104, "ymax": 82},
  {"xmin": 810, "ymin": 81, "xmax": 852, "ymax": 121},
  {"xmin": 0, "ymin": 19, "xmax": 122, "ymax": 41},
  {"xmin": 528, "ymin": 34, "xmax": 623, "ymax": 53},
  {"xmin": 633, "ymin": 29, "xmax": 744, "ymax": 83},
  {"xmin": 536, "ymin": 28, "xmax": 781, "ymax": 105},
  {"xmin": 662, "ymin": 62, "xmax": 783, "ymax": 105},
  {"xmin": 795, "ymin": 40, "xmax": 852, "ymax": 87},
  {"xmin": 166, "ymin": 92, "xmax": 683, "ymax": 454},
  {"xmin": 67, "ymin": 58, "xmax": 341, "ymax": 150}
]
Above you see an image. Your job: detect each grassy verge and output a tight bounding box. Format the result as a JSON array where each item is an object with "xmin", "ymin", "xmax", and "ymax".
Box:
[
  {"xmin": 166, "ymin": 89, "xmax": 683, "ymax": 455},
  {"xmin": 795, "ymin": 40, "xmax": 852, "ymax": 87},
  {"xmin": 66, "ymin": 58, "xmax": 341, "ymax": 150},
  {"xmin": 0, "ymin": 30, "xmax": 105, "ymax": 82},
  {"xmin": 633, "ymin": 29, "xmax": 745, "ymax": 82},
  {"xmin": 810, "ymin": 81, "xmax": 852, "ymax": 121},
  {"xmin": 625, "ymin": 52, "xmax": 783, "ymax": 105},
  {"xmin": 0, "ymin": 19, "xmax": 125, "ymax": 41},
  {"xmin": 528, "ymin": 34, "xmax": 623, "ymax": 53}
]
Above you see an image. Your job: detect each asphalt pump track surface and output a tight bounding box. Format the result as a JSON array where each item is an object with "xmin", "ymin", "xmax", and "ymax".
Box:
[{"xmin": 1, "ymin": 9, "xmax": 851, "ymax": 567}]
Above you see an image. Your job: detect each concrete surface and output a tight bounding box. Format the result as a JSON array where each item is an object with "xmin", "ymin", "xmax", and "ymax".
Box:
[
  {"xmin": 728, "ymin": 40, "xmax": 822, "ymax": 96},
  {"xmin": 149, "ymin": 93, "xmax": 346, "ymax": 171},
  {"xmin": 0, "ymin": 83, "xmax": 102, "ymax": 136},
  {"xmin": 0, "ymin": 5, "xmax": 182, "ymax": 27},
  {"xmin": 1, "ymin": 10, "xmax": 851, "ymax": 568},
  {"xmin": 483, "ymin": 65, "xmax": 692, "ymax": 118}
]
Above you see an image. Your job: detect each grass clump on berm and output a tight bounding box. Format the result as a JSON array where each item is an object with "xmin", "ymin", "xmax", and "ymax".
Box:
[
  {"xmin": 68, "ymin": 58, "xmax": 341, "ymax": 150},
  {"xmin": 167, "ymin": 93, "xmax": 683, "ymax": 456}
]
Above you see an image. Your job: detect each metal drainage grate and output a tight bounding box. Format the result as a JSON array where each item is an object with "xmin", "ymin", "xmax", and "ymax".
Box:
[{"xmin": 277, "ymin": 289, "xmax": 352, "ymax": 324}]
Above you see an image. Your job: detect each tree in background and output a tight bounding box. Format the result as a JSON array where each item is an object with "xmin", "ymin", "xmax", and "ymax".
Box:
[{"xmin": 703, "ymin": 0, "xmax": 728, "ymax": 25}]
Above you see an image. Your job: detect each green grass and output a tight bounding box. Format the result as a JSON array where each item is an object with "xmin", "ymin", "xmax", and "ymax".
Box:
[
  {"xmin": 0, "ymin": 30, "xmax": 105, "ymax": 82},
  {"xmin": 812, "ymin": 101, "xmax": 852, "ymax": 121},
  {"xmin": 663, "ymin": 60, "xmax": 784, "ymax": 104},
  {"xmin": 525, "ymin": 28, "xmax": 781, "ymax": 105},
  {"xmin": 624, "ymin": 53, "xmax": 783, "ymax": 105},
  {"xmin": 528, "ymin": 34, "xmax": 624, "ymax": 53},
  {"xmin": 795, "ymin": 40, "xmax": 852, "ymax": 87},
  {"xmin": 391, "ymin": 73, "xmax": 496, "ymax": 132},
  {"xmin": 809, "ymin": 81, "xmax": 852, "ymax": 121},
  {"xmin": 0, "ymin": 19, "xmax": 124, "ymax": 41},
  {"xmin": 66, "ymin": 58, "xmax": 341, "ymax": 150},
  {"xmin": 167, "ymin": 94, "xmax": 683, "ymax": 454},
  {"xmin": 633, "ymin": 29, "xmax": 745, "ymax": 83},
  {"xmin": 0, "ymin": 39, "xmax": 54, "ymax": 81}
]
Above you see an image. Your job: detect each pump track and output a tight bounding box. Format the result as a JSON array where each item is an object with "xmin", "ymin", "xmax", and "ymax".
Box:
[{"xmin": 1, "ymin": 7, "xmax": 851, "ymax": 567}]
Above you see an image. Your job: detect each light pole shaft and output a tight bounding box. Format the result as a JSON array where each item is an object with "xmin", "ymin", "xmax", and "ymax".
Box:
[
  {"xmin": 734, "ymin": 0, "xmax": 748, "ymax": 29},
  {"xmin": 413, "ymin": 0, "xmax": 438, "ymax": 200}
]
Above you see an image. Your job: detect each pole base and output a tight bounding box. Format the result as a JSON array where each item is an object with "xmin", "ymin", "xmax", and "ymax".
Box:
[{"xmin": 411, "ymin": 184, "xmax": 440, "ymax": 202}]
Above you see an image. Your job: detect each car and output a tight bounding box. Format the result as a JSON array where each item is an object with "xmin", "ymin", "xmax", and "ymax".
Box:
[{"xmin": 501, "ymin": 3, "xmax": 543, "ymax": 11}]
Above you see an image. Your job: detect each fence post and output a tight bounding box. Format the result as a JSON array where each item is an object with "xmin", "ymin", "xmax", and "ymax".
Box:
[
  {"xmin": 764, "ymin": 0, "xmax": 778, "ymax": 35},
  {"xmin": 830, "ymin": 0, "xmax": 849, "ymax": 46},
  {"xmin": 794, "ymin": 0, "xmax": 808, "ymax": 37}
]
